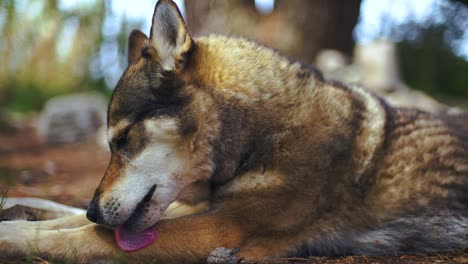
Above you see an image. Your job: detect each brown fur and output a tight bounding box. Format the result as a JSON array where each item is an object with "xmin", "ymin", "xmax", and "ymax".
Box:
[{"xmin": 0, "ymin": 0, "xmax": 467, "ymax": 262}]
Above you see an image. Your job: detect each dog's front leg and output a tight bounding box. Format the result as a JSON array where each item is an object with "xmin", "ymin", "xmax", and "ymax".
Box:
[
  {"xmin": 0, "ymin": 222, "xmax": 118, "ymax": 262},
  {"xmin": 0, "ymin": 210, "xmax": 245, "ymax": 263},
  {"xmin": 1, "ymin": 214, "xmax": 91, "ymax": 232},
  {"xmin": 132, "ymin": 211, "xmax": 245, "ymax": 263}
]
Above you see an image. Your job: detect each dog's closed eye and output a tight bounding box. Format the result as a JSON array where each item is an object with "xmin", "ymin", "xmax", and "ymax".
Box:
[
  {"xmin": 111, "ymin": 128, "xmax": 130, "ymax": 151},
  {"xmin": 115, "ymin": 133, "xmax": 128, "ymax": 149}
]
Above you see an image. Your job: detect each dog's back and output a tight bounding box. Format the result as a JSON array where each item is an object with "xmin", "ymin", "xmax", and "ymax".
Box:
[
  {"xmin": 348, "ymin": 107, "xmax": 468, "ymax": 254},
  {"xmin": 188, "ymin": 35, "xmax": 468, "ymax": 256}
]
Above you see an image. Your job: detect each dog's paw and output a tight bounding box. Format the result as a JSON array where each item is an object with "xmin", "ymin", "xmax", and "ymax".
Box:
[{"xmin": 207, "ymin": 247, "xmax": 240, "ymax": 264}]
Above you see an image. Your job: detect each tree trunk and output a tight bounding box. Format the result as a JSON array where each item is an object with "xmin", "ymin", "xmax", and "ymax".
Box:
[{"xmin": 184, "ymin": 0, "xmax": 361, "ymax": 65}]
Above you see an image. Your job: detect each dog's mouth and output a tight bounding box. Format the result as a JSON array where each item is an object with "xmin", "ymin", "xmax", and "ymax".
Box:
[
  {"xmin": 114, "ymin": 184, "xmax": 158, "ymax": 252},
  {"xmin": 122, "ymin": 184, "xmax": 157, "ymax": 232}
]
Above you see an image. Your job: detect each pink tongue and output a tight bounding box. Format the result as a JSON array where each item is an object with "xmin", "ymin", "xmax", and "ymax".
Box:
[{"xmin": 114, "ymin": 225, "xmax": 158, "ymax": 252}]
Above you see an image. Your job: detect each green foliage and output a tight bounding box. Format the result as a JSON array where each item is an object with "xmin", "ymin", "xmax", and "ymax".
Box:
[
  {"xmin": 2, "ymin": 81, "xmax": 51, "ymax": 113},
  {"xmin": 0, "ymin": 0, "xmax": 112, "ymax": 113},
  {"xmin": 397, "ymin": 24, "xmax": 468, "ymax": 98},
  {"xmin": 391, "ymin": 1, "xmax": 468, "ymax": 99},
  {"xmin": 0, "ymin": 79, "xmax": 111, "ymax": 113}
]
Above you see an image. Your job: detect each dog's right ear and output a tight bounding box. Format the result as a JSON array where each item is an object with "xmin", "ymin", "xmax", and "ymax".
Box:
[
  {"xmin": 148, "ymin": 0, "xmax": 193, "ymax": 71},
  {"xmin": 128, "ymin": 30, "xmax": 148, "ymax": 65}
]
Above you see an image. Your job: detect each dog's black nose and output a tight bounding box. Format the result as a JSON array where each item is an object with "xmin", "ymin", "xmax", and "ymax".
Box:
[{"xmin": 86, "ymin": 197, "xmax": 102, "ymax": 223}]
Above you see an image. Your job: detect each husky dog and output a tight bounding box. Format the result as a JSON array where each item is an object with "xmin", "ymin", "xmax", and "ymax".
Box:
[{"xmin": 1, "ymin": 0, "xmax": 467, "ymax": 263}]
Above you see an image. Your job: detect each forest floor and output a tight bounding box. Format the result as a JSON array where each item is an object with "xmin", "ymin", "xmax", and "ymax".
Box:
[{"xmin": 0, "ymin": 119, "xmax": 467, "ymax": 264}]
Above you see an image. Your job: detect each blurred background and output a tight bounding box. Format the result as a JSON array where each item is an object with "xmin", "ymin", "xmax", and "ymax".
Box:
[{"xmin": 0, "ymin": 0, "xmax": 467, "ymax": 209}]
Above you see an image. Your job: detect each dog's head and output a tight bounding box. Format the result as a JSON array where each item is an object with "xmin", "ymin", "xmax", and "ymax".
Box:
[{"xmin": 86, "ymin": 0, "xmax": 218, "ymax": 231}]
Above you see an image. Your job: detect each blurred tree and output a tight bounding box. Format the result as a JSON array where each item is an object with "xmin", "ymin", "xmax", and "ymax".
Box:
[
  {"xmin": 394, "ymin": 1, "xmax": 468, "ymax": 99},
  {"xmin": 1, "ymin": 0, "xmax": 465, "ymax": 114},
  {"xmin": 184, "ymin": 0, "xmax": 361, "ymax": 64},
  {"xmin": 0, "ymin": 0, "xmax": 106, "ymax": 112},
  {"xmin": 452, "ymin": 0, "xmax": 468, "ymax": 5}
]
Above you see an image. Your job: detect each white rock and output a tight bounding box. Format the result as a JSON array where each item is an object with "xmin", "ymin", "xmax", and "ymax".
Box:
[{"xmin": 36, "ymin": 93, "xmax": 107, "ymax": 145}]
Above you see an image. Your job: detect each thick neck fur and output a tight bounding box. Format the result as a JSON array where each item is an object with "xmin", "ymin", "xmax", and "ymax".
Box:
[
  {"xmin": 184, "ymin": 35, "xmax": 386, "ymax": 197},
  {"xmin": 187, "ymin": 35, "xmax": 322, "ymax": 124}
]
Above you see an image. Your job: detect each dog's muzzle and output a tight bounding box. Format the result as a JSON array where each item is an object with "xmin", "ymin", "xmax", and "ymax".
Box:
[{"xmin": 86, "ymin": 185, "xmax": 158, "ymax": 229}]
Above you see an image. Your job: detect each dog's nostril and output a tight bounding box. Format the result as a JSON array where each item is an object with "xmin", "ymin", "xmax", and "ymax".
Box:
[
  {"xmin": 86, "ymin": 209, "xmax": 97, "ymax": 223},
  {"xmin": 86, "ymin": 198, "xmax": 101, "ymax": 223}
]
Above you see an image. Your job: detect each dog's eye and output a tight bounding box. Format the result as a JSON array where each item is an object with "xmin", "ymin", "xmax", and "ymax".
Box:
[
  {"xmin": 115, "ymin": 134, "xmax": 127, "ymax": 149},
  {"xmin": 112, "ymin": 129, "xmax": 130, "ymax": 151}
]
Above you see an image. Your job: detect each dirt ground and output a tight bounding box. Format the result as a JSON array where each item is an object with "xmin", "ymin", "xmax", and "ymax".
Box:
[
  {"xmin": 0, "ymin": 120, "xmax": 467, "ymax": 264},
  {"xmin": 0, "ymin": 119, "xmax": 108, "ymax": 209}
]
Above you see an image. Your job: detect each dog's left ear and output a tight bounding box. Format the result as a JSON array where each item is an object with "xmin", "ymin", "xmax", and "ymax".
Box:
[
  {"xmin": 149, "ymin": 0, "xmax": 192, "ymax": 71},
  {"xmin": 128, "ymin": 30, "xmax": 148, "ymax": 65}
]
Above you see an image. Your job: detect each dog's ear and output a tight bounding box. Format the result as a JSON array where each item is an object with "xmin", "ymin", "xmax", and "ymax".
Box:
[
  {"xmin": 128, "ymin": 30, "xmax": 148, "ymax": 65},
  {"xmin": 148, "ymin": 0, "xmax": 193, "ymax": 71}
]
